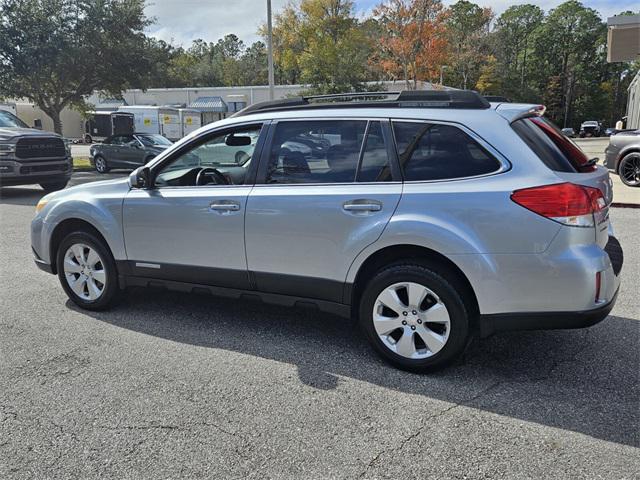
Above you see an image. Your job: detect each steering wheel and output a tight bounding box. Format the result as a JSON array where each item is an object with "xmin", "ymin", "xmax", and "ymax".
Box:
[{"xmin": 196, "ymin": 167, "xmax": 229, "ymax": 186}]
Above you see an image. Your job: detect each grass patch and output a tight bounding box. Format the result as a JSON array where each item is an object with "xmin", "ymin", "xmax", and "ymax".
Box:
[{"xmin": 73, "ymin": 156, "xmax": 92, "ymax": 170}]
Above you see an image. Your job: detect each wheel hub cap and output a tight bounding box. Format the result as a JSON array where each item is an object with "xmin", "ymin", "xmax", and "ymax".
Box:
[
  {"xmin": 373, "ymin": 282, "xmax": 451, "ymax": 360},
  {"xmin": 63, "ymin": 243, "xmax": 106, "ymax": 301}
]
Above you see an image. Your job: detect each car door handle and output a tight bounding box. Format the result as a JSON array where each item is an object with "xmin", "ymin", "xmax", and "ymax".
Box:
[
  {"xmin": 210, "ymin": 201, "xmax": 241, "ymax": 211},
  {"xmin": 343, "ymin": 201, "xmax": 382, "ymax": 212}
]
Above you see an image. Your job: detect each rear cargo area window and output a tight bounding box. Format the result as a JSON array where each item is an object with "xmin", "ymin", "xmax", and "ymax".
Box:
[
  {"xmin": 392, "ymin": 122, "xmax": 501, "ymax": 181},
  {"xmin": 513, "ymin": 118, "xmax": 594, "ymax": 173}
]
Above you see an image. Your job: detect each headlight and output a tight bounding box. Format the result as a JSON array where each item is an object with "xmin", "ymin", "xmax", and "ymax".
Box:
[
  {"xmin": 0, "ymin": 143, "xmax": 16, "ymax": 156},
  {"xmin": 35, "ymin": 198, "xmax": 49, "ymax": 213},
  {"xmin": 63, "ymin": 139, "xmax": 72, "ymax": 156}
]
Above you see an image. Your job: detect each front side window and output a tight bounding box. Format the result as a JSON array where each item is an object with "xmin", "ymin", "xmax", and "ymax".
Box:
[
  {"xmin": 393, "ymin": 121, "xmax": 501, "ymax": 181},
  {"xmin": 137, "ymin": 134, "xmax": 172, "ymax": 147},
  {"xmin": 154, "ymin": 125, "xmax": 261, "ymax": 187},
  {"xmin": 265, "ymin": 120, "xmax": 372, "ymax": 184}
]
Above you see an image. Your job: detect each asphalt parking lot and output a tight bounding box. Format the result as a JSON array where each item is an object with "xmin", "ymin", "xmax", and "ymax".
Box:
[{"xmin": 1, "ymin": 173, "xmax": 638, "ymax": 479}]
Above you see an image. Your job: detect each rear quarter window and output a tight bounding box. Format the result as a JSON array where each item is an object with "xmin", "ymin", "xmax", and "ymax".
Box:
[
  {"xmin": 392, "ymin": 121, "xmax": 502, "ymax": 181},
  {"xmin": 512, "ymin": 117, "xmax": 594, "ymax": 173}
]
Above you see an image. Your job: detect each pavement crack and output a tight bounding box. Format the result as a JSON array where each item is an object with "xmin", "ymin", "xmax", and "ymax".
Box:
[{"xmin": 358, "ymin": 381, "xmax": 503, "ymax": 479}]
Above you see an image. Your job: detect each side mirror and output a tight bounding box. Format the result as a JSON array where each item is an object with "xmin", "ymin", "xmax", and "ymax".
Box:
[
  {"xmin": 129, "ymin": 166, "xmax": 151, "ymax": 189},
  {"xmin": 33, "ymin": 119, "xmax": 43, "ymax": 130}
]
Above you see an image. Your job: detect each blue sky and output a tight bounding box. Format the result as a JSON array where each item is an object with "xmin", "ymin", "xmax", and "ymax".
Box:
[{"xmin": 146, "ymin": 0, "xmax": 637, "ymax": 48}]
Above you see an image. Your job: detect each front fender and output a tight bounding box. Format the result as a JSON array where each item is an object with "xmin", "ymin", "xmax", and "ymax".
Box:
[{"xmin": 38, "ymin": 195, "xmax": 126, "ymax": 265}]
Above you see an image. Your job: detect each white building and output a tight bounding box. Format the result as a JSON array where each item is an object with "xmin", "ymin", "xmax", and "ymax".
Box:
[{"xmin": 8, "ymin": 81, "xmax": 441, "ymax": 139}]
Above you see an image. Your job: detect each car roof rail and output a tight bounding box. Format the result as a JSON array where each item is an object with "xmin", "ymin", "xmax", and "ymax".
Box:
[{"xmin": 232, "ymin": 89, "xmax": 491, "ymax": 117}]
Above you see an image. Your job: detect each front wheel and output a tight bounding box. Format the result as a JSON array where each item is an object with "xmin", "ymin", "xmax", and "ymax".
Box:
[
  {"xmin": 40, "ymin": 181, "xmax": 68, "ymax": 192},
  {"xmin": 56, "ymin": 231, "xmax": 121, "ymax": 310},
  {"xmin": 618, "ymin": 153, "xmax": 640, "ymax": 187},
  {"xmin": 359, "ymin": 263, "xmax": 469, "ymax": 373}
]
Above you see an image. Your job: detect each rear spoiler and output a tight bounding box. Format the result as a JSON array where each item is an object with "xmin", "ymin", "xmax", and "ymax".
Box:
[{"xmin": 494, "ymin": 103, "xmax": 546, "ymax": 123}]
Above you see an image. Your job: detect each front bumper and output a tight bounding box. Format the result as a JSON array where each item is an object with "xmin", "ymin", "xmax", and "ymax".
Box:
[{"xmin": 0, "ymin": 156, "xmax": 72, "ymax": 186}]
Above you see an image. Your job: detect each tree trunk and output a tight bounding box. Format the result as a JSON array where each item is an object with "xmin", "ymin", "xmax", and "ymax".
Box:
[{"xmin": 42, "ymin": 107, "xmax": 63, "ymax": 135}]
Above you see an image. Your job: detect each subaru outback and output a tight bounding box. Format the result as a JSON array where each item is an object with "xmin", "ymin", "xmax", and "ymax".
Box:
[{"xmin": 31, "ymin": 91, "xmax": 623, "ymax": 372}]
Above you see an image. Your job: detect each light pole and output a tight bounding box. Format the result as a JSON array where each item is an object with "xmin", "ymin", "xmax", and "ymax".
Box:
[
  {"xmin": 439, "ymin": 65, "xmax": 448, "ymax": 87},
  {"xmin": 267, "ymin": 0, "xmax": 275, "ymax": 100}
]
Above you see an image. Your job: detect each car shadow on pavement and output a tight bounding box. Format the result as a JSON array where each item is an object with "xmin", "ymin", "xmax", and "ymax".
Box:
[
  {"xmin": 75, "ymin": 287, "xmax": 639, "ymax": 448},
  {"xmin": 0, "ymin": 186, "xmax": 45, "ymax": 206}
]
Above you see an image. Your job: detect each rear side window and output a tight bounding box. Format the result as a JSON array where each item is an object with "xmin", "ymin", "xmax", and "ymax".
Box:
[
  {"xmin": 392, "ymin": 122, "xmax": 501, "ymax": 181},
  {"xmin": 512, "ymin": 117, "xmax": 594, "ymax": 173}
]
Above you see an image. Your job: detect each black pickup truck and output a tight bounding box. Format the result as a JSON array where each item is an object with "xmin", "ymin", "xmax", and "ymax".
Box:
[{"xmin": 0, "ymin": 110, "xmax": 72, "ymax": 192}]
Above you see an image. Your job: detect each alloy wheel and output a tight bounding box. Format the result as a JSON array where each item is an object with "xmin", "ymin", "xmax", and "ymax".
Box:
[
  {"xmin": 372, "ymin": 282, "xmax": 450, "ymax": 359},
  {"xmin": 620, "ymin": 155, "xmax": 640, "ymax": 187},
  {"xmin": 95, "ymin": 157, "xmax": 106, "ymax": 172},
  {"xmin": 63, "ymin": 243, "xmax": 107, "ymax": 301}
]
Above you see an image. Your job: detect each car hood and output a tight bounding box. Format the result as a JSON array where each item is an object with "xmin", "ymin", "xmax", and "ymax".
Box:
[
  {"xmin": 44, "ymin": 177, "xmax": 130, "ymax": 204},
  {"xmin": 0, "ymin": 127, "xmax": 61, "ymax": 140}
]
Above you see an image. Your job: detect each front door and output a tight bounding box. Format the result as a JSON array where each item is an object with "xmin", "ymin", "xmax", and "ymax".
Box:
[
  {"xmin": 122, "ymin": 123, "xmax": 265, "ymax": 290},
  {"xmin": 245, "ymin": 119, "xmax": 402, "ymax": 303}
]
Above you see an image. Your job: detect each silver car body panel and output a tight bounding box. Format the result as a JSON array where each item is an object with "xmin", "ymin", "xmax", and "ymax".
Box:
[{"xmin": 31, "ymin": 104, "xmax": 621, "ymax": 319}]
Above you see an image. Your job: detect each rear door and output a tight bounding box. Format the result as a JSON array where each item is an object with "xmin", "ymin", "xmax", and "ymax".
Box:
[{"xmin": 245, "ymin": 118, "xmax": 402, "ymax": 303}]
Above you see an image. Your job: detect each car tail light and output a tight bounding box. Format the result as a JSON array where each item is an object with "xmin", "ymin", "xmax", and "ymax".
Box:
[{"xmin": 511, "ymin": 182, "xmax": 605, "ymax": 227}]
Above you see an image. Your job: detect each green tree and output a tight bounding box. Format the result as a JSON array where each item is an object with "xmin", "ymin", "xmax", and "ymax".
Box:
[
  {"xmin": 445, "ymin": 0, "xmax": 493, "ymax": 89},
  {"xmin": 268, "ymin": 0, "xmax": 372, "ymax": 94},
  {"xmin": 492, "ymin": 4, "xmax": 544, "ymax": 100},
  {"xmin": 0, "ymin": 0, "xmax": 153, "ymax": 134},
  {"xmin": 530, "ymin": 0, "xmax": 605, "ymax": 126}
]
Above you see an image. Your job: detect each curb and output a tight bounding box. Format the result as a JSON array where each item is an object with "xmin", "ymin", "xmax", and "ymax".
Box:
[{"xmin": 611, "ymin": 202, "xmax": 640, "ymax": 209}]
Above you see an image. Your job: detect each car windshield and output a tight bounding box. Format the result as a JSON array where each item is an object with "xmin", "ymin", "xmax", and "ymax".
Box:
[
  {"xmin": 0, "ymin": 110, "xmax": 28, "ymax": 128},
  {"xmin": 136, "ymin": 134, "xmax": 172, "ymax": 147}
]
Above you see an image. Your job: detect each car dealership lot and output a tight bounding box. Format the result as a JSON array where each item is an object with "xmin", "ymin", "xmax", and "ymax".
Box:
[{"xmin": 1, "ymin": 174, "xmax": 638, "ymax": 479}]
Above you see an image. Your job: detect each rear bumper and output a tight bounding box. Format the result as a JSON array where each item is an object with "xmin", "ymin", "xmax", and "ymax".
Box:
[{"xmin": 479, "ymin": 288, "xmax": 618, "ymax": 337}]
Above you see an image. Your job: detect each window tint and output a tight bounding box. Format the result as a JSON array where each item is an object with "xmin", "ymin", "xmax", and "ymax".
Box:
[
  {"xmin": 266, "ymin": 120, "xmax": 366, "ymax": 184},
  {"xmin": 393, "ymin": 122, "xmax": 501, "ymax": 181},
  {"xmin": 357, "ymin": 122, "xmax": 392, "ymax": 182}
]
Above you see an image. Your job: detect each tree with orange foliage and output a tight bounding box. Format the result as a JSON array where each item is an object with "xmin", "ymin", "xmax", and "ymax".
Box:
[{"xmin": 372, "ymin": 0, "xmax": 448, "ymax": 90}]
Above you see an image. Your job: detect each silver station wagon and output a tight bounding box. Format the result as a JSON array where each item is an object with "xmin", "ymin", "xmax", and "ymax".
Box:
[{"xmin": 31, "ymin": 91, "xmax": 623, "ymax": 372}]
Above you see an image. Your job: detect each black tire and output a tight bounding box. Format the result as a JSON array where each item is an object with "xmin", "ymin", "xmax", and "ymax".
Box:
[
  {"xmin": 94, "ymin": 155, "xmax": 110, "ymax": 173},
  {"xmin": 84, "ymin": 134, "xmax": 92, "ymax": 144},
  {"xmin": 56, "ymin": 231, "xmax": 121, "ymax": 311},
  {"xmin": 618, "ymin": 152, "xmax": 640, "ymax": 187},
  {"xmin": 359, "ymin": 262, "xmax": 470, "ymax": 373},
  {"xmin": 40, "ymin": 181, "xmax": 68, "ymax": 192}
]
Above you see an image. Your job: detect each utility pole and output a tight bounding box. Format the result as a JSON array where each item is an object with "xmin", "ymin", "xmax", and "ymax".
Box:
[{"xmin": 267, "ymin": 0, "xmax": 275, "ymax": 100}]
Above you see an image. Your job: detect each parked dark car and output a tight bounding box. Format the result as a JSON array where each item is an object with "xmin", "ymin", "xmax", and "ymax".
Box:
[
  {"xmin": 604, "ymin": 129, "xmax": 640, "ymax": 187},
  {"xmin": 0, "ymin": 110, "xmax": 72, "ymax": 191},
  {"xmin": 561, "ymin": 127, "xmax": 576, "ymax": 138},
  {"xmin": 579, "ymin": 121, "xmax": 601, "ymax": 138},
  {"xmin": 90, "ymin": 133, "xmax": 172, "ymax": 173},
  {"xmin": 604, "ymin": 127, "xmax": 619, "ymax": 137}
]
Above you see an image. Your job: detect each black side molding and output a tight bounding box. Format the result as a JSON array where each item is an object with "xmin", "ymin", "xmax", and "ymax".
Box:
[{"xmin": 479, "ymin": 289, "xmax": 618, "ymax": 338}]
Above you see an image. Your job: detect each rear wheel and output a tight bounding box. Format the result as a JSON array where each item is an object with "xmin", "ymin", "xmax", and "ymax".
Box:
[
  {"xmin": 40, "ymin": 181, "xmax": 68, "ymax": 192},
  {"xmin": 94, "ymin": 155, "xmax": 109, "ymax": 173},
  {"xmin": 359, "ymin": 263, "xmax": 469, "ymax": 372},
  {"xmin": 56, "ymin": 231, "xmax": 120, "ymax": 310},
  {"xmin": 618, "ymin": 153, "xmax": 640, "ymax": 187}
]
